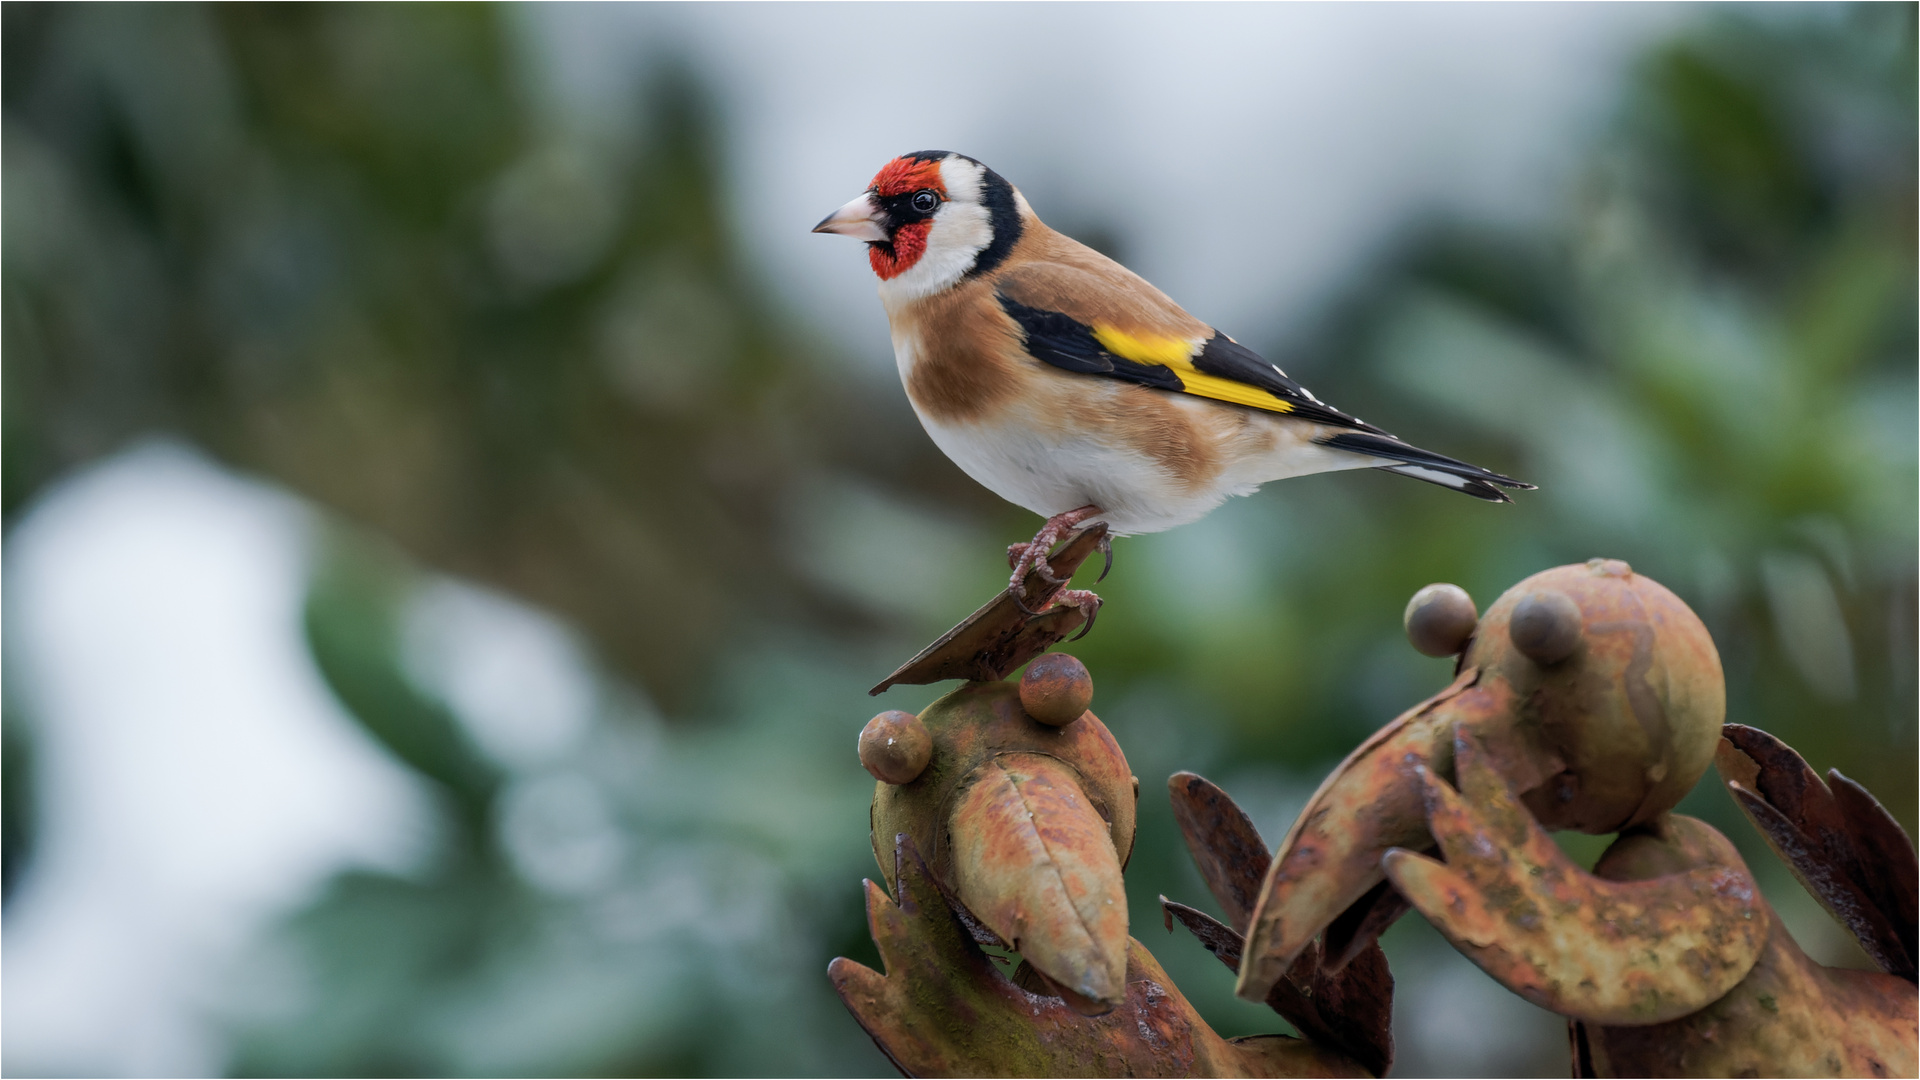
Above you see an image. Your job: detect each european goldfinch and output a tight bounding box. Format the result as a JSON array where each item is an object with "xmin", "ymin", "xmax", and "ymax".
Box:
[{"xmin": 814, "ymin": 151, "xmax": 1531, "ymax": 614}]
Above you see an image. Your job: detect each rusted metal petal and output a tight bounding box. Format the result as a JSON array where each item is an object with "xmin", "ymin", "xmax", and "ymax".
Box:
[
  {"xmin": 1716, "ymin": 723, "xmax": 1918, "ymax": 980},
  {"xmin": 871, "ymin": 524, "xmax": 1108, "ymax": 694},
  {"xmin": 830, "ymin": 834, "xmax": 1370, "ymax": 1078},
  {"xmin": 1572, "ymin": 815, "xmax": 1918, "ymax": 1077},
  {"xmin": 1168, "ymin": 773, "xmax": 1272, "ymax": 934},
  {"xmin": 950, "ymin": 752, "xmax": 1129, "ymax": 1012},
  {"xmin": 1161, "ymin": 897, "xmax": 1395, "ymax": 1077},
  {"xmin": 1381, "ymin": 729, "xmax": 1767, "ymax": 1025},
  {"xmin": 1165, "ymin": 774, "xmax": 1395, "ymax": 1073},
  {"xmin": 1163, "ymin": 897, "xmax": 1246, "ymax": 967},
  {"xmin": 1235, "ymin": 668, "xmax": 1481, "ymax": 1000}
]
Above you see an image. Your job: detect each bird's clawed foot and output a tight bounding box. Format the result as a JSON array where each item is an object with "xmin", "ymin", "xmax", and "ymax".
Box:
[
  {"xmin": 1006, "ymin": 505, "xmax": 1104, "ymax": 604},
  {"xmin": 1055, "ymin": 589, "xmax": 1103, "ymax": 641}
]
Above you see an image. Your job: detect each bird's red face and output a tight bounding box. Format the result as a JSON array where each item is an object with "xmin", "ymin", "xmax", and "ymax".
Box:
[
  {"xmin": 864, "ymin": 157, "xmax": 949, "ymax": 279},
  {"xmin": 813, "ymin": 152, "xmax": 1025, "ymax": 296},
  {"xmin": 813, "ymin": 153, "xmax": 951, "ymax": 280}
]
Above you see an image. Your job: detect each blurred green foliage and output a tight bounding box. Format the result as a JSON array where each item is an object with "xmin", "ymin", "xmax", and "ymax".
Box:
[{"xmin": 3, "ymin": 3, "xmax": 1913, "ymax": 1078}]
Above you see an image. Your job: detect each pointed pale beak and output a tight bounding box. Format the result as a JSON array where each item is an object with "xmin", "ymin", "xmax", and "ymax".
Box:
[{"xmin": 812, "ymin": 193, "xmax": 889, "ymax": 242}]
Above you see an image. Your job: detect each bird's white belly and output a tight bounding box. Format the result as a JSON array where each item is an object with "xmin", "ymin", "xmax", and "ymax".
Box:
[{"xmin": 916, "ymin": 412, "xmax": 1236, "ymax": 536}]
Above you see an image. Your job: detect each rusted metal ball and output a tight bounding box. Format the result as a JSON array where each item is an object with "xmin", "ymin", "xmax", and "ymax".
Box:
[
  {"xmin": 1404, "ymin": 583, "xmax": 1478, "ymax": 657},
  {"xmin": 1467, "ymin": 559, "xmax": 1725, "ymax": 834},
  {"xmin": 1019, "ymin": 653, "xmax": 1094, "ymax": 726},
  {"xmin": 1509, "ymin": 589, "xmax": 1583, "ymax": 665},
  {"xmin": 859, "ymin": 710, "xmax": 932, "ymax": 785}
]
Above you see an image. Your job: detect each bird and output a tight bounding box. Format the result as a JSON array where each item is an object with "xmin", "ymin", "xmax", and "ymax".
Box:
[{"xmin": 813, "ymin": 151, "xmax": 1531, "ymax": 622}]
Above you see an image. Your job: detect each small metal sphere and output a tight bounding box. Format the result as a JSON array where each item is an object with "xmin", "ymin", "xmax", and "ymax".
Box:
[
  {"xmin": 859, "ymin": 710, "xmax": 932, "ymax": 785},
  {"xmin": 1510, "ymin": 589, "xmax": 1584, "ymax": 665},
  {"xmin": 1404, "ymin": 583, "xmax": 1478, "ymax": 657},
  {"xmin": 1019, "ymin": 653, "xmax": 1094, "ymax": 726}
]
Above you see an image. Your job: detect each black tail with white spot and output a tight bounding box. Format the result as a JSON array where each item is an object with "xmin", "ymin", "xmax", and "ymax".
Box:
[{"xmin": 1316, "ymin": 431, "xmax": 1534, "ymax": 504}]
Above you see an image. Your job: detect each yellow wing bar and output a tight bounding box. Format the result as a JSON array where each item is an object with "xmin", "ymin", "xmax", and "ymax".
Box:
[{"xmin": 1091, "ymin": 325, "xmax": 1295, "ymax": 415}]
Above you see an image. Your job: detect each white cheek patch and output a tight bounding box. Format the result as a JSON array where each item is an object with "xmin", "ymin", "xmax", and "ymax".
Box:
[{"xmin": 878, "ymin": 156, "xmax": 993, "ymax": 306}]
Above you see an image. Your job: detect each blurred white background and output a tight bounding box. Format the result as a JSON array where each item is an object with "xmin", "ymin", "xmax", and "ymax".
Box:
[{"xmin": 530, "ymin": 3, "xmax": 1691, "ymax": 374}]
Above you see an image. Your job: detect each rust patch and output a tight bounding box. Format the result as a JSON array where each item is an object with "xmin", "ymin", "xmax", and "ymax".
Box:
[
  {"xmin": 830, "ymin": 835, "xmax": 1370, "ymax": 1078},
  {"xmin": 1382, "ymin": 729, "xmax": 1768, "ymax": 1025},
  {"xmin": 1589, "ymin": 619, "xmax": 1667, "ymax": 776},
  {"xmin": 950, "ymin": 753, "xmax": 1129, "ymax": 1010},
  {"xmin": 1168, "ymin": 772, "xmax": 1272, "ymax": 934},
  {"xmin": 1716, "ymin": 724, "xmax": 1917, "ymax": 981}
]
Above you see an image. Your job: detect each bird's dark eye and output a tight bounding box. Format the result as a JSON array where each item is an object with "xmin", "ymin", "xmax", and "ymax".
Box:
[{"xmin": 911, "ymin": 190, "xmax": 941, "ymax": 214}]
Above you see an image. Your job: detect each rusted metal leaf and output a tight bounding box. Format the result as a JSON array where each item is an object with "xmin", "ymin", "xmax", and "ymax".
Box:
[
  {"xmin": 871, "ymin": 524, "xmax": 1109, "ymax": 694},
  {"xmin": 1572, "ymin": 813, "xmax": 1918, "ymax": 1077},
  {"xmin": 830, "ymin": 835, "xmax": 1370, "ymax": 1078},
  {"xmin": 1716, "ymin": 723, "xmax": 1918, "ymax": 981},
  {"xmin": 1381, "ymin": 728, "xmax": 1767, "ymax": 1025},
  {"xmin": 868, "ymin": 678, "xmax": 1139, "ymax": 1019},
  {"xmin": 1169, "ymin": 772, "xmax": 1272, "ymax": 934},
  {"xmin": 1240, "ymin": 560, "xmax": 1728, "ymax": 1004},
  {"xmin": 950, "ymin": 753, "xmax": 1128, "ymax": 1012},
  {"xmin": 869, "ymin": 678, "xmax": 1136, "ymax": 893},
  {"xmin": 1161, "ymin": 775, "xmax": 1396, "ymax": 1077},
  {"xmin": 1163, "ymin": 898, "xmax": 1246, "ymax": 966},
  {"xmin": 1235, "ymin": 668, "xmax": 1479, "ymax": 1000},
  {"xmin": 1160, "ymin": 897, "xmax": 1396, "ymax": 1078}
]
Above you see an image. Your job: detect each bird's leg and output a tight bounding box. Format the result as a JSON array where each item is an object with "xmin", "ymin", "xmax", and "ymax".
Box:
[{"xmin": 1006, "ymin": 505, "xmax": 1103, "ymax": 603}]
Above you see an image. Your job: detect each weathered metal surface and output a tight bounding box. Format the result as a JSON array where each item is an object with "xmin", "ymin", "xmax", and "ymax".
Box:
[
  {"xmin": 871, "ymin": 524, "xmax": 1109, "ymax": 694},
  {"xmin": 868, "ymin": 674, "xmax": 1139, "ymax": 1015},
  {"xmin": 840, "ymin": 555, "xmax": 1918, "ymax": 1076},
  {"xmin": 1164, "ymin": 773, "xmax": 1395, "ymax": 1077},
  {"xmin": 1161, "ymin": 899, "xmax": 1395, "ymax": 1078},
  {"xmin": 1234, "ymin": 668, "xmax": 1477, "ymax": 998},
  {"xmin": 1017, "ymin": 652, "xmax": 1094, "ymax": 727},
  {"xmin": 861, "ymin": 710, "xmax": 934, "ymax": 785},
  {"xmin": 1321, "ymin": 882, "xmax": 1413, "ymax": 973},
  {"xmin": 1238, "ymin": 559, "xmax": 1727, "ymax": 1003},
  {"xmin": 1716, "ymin": 724, "xmax": 1918, "ymax": 981},
  {"xmin": 1403, "ymin": 583, "xmax": 1478, "ymax": 658},
  {"xmin": 950, "ymin": 753, "xmax": 1128, "ymax": 1011},
  {"xmin": 1570, "ymin": 808, "xmax": 1918, "ymax": 1078},
  {"xmin": 1168, "ymin": 773, "xmax": 1273, "ymax": 933},
  {"xmin": 1381, "ymin": 729, "xmax": 1768, "ymax": 1024},
  {"xmin": 830, "ymin": 835, "xmax": 1370, "ymax": 1078}
]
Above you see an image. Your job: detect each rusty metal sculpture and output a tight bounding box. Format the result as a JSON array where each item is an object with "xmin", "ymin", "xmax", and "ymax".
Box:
[
  {"xmin": 839, "ymin": 655, "xmax": 1375, "ymax": 1075},
  {"xmin": 833, "ymin": 833, "xmax": 1367, "ymax": 1078},
  {"xmin": 833, "ymin": 550, "xmax": 1917, "ymax": 1077},
  {"xmin": 1236, "ymin": 559, "xmax": 1731, "ymax": 1000}
]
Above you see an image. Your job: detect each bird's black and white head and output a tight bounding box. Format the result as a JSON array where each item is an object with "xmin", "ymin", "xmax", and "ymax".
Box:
[{"xmin": 812, "ymin": 151, "xmax": 1028, "ymax": 301}]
